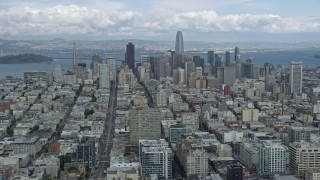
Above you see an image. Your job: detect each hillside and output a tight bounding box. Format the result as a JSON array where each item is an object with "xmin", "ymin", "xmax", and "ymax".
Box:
[{"xmin": 0, "ymin": 53, "xmax": 53, "ymax": 64}]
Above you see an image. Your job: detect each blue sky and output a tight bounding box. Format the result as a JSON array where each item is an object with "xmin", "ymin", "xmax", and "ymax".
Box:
[{"xmin": 0, "ymin": 0, "xmax": 319, "ymax": 42}]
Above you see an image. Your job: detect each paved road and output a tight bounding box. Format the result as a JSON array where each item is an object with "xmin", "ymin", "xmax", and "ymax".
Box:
[{"xmin": 92, "ymin": 81, "xmax": 117, "ymax": 180}]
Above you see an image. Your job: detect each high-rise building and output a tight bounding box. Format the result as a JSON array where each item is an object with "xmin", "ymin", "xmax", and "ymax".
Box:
[
  {"xmin": 235, "ymin": 46, "xmax": 241, "ymax": 62},
  {"xmin": 165, "ymin": 62, "xmax": 171, "ymax": 77},
  {"xmin": 203, "ymin": 63, "xmax": 211, "ymax": 76},
  {"xmin": 193, "ymin": 56, "xmax": 204, "ymax": 68},
  {"xmin": 215, "ymin": 54, "xmax": 223, "ymax": 68},
  {"xmin": 216, "ymin": 65, "xmax": 236, "ymax": 85},
  {"xmin": 259, "ymin": 141, "xmax": 290, "ymax": 175},
  {"xmin": 225, "ymin": 51, "xmax": 231, "ymax": 66},
  {"xmin": 174, "ymin": 31, "xmax": 184, "ymax": 69},
  {"xmin": 72, "ymin": 41, "xmax": 78, "ymax": 67},
  {"xmin": 207, "ymin": 51, "xmax": 215, "ymax": 75},
  {"xmin": 195, "ymin": 67, "xmax": 203, "ymax": 77},
  {"xmin": 141, "ymin": 55, "xmax": 150, "ymax": 64},
  {"xmin": 288, "ymin": 126, "xmax": 311, "ymax": 143},
  {"xmin": 64, "ymin": 72, "xmax": 76, "ymax": 85},
  {"xmin": 289, "ymin": 142, "xmax": 320, "ymax": 177},
  {"xmin": 185, "ymin": 60, "xmax": 195, "ymax": 85},
  {"xmin": 176, "ymin": 133, "xmax": 208, "ymax": 177},
  {"xmin": 91, "ymin": 54, "xmax": 102, "ymax": 77},
  {"xmin": 139, "ymin": 139, "xmax": 173, "ymax": 179},
  {"xmin": 239, "ymin": 142, "xmax": 260, "ymax": 170},
  {"xmin": 169, "ymin": 124, "xmax": 186, "ymax": 143},
  {"xmin": 107, "ymin": 58, "xmax": 116, "ymax": 81},
  {"xmin": 54, "ymin": 64, "xmax": 64, "ymax": 83},
  {"xmin": 129, "ymin": 108, "xmax": 161, "ymax": 145},
  {"xmin": 178, "ymin": 68, "xmax": 185, "ymax": 85},
  {"xmin": 290, "ymin": 61, "xmax": 303, "ymax": 94},
  {"xmin": 125, "ymin": 42, "xmax": 135, "ymax": 71},
  {"xmin": 242, "ymin": 61, "xmax": 254, "ymax": 79},
  {"xmin": 155, "ymin": 58, "xmax": 169, "ymax": 80},
  {"xmin": 98, "ymin": 63, "xmax": 111, "ymax": 89}
]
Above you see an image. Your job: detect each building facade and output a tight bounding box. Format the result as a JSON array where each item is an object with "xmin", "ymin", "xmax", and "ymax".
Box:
[
  {"xmin": 259, "ymin": 141, "xmax": 290, "ymax": 175},
  {"xmin": 139, "ymin": 139, "xmax": 172, "ymax": 179},
  {"xmin": 129, "ymin": 108, "xmax": 161, "ymax": 145},
  {"xmin": 290, "ymin": 61, "xmax": 303, "ymax": 94},
  {"xmin": 289, "ymin": 142, "xmax": 320, "ymax": 177}
]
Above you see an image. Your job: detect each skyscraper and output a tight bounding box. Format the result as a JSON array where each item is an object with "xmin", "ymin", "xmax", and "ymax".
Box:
[
  {"xmin": 175, "ymin": 31, "xmax": 184, "ymax": 54},
  {"xmin": 290, "ymin": 61, "xmax": 303, "ymax": 94},
  {"xmin": 193, "ymin": 56, "xmax": 203, "ymax": 67},
  {"xmin": 54, "ymin": 64, "xmax": 64, "ymax": 83},
  {"xmin": 125, "ymin": 42, "xmax": 135, "ymax": 71},
  {"xmin": 235, "ymin": 46, "xmax": 241, "ymax": 62},
  {"xmin": 106, "ymin": 58, "xmax": 116, "ymax": 81},
  {"xmin": 91, "ymin": 54, "xmax": 102, "ymax": 77},
  {"xmin": 207, "ymin": 51, "xmax": 215, "ymax": 75},
  {"xmin": 72, "ymin": 41, "xmax": 85, "ymax": 80},
  {"xmin": 216, "ymin": 65, "xmax": 236, "ymax": 85},
  {"xmin": 225, "ymin": 51, "xmax": 231, "ymax": 66},
  {"xmin": 185, "ymin": 60, "xmax": 195, "ymax": 86},
  {"xmin": 72, "ymin": 41, "xmax": 78, "ymax": 66},
  {"xmin": 174, "ymin": 31, "xmax": 184, "ymax": 69},
  {"xmin": 264, "ymin": 63, "xmax": 274, "ymax": 91},
  {"xmin": 242, "ymin": 61, "xmax": 254, "ymax": 79},
  {"xmin": 98, "ymin": 63, "xmax": 111, "ymax": 89}
]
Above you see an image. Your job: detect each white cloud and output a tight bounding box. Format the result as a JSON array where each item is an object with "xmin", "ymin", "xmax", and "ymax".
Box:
[{"xmin": 0, "ymin": 3, "xmax": 319, "ymax": 39}]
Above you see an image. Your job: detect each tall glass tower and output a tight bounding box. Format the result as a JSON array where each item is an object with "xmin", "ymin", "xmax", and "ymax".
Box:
[
  {"xmin": 126, "ymin": 42, "xmax": 135, "ymax": 71},
  {"xmin": 175, "ymin": 31, "xmax": 184, "ymax": 54},
  {"xmin": 174, "ymin": 31, "xmax": 184, "ymax": 69}
]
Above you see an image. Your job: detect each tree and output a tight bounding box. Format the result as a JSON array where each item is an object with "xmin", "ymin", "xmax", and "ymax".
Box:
[
  {"xmin": 59, "ymin": 155, "xmax": 71, "ymax": 170},
  {"xmin": 28, "ymin": 125, "xmax": 39, "ymax": 134},
  {"xmin": 85, "ymin": 171, "xmax": 91, "ymax": 179},
  {"xmin": 91, "ymin": 94, "xmax": 97, "ymax": 102},
  {"xmin": 84, "ymin": 109, "xmax": 94, "ymax": 118},
  {"xmin": 6, "ymin": 127, "xmax": 13, "ymax": 136}
]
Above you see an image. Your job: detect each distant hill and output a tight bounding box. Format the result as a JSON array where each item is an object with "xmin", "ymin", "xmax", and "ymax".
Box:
[{"xmin": 0, "ymin": 53, "xmax": 53, "ymax": 64}]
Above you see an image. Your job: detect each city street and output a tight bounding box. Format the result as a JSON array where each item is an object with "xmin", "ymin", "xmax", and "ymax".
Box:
[{"xmin": 92, "ymin": 80, "xmax": 117, "ymax": 180}]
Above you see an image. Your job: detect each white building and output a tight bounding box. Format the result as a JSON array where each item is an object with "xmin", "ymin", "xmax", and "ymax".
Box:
[
  {"xmin": 259, "ymin": 141, "xmax": 290, "ymax": 174},
  {"xmin": 139, "ymin": 139, "xmax": 172, "ymax": 179},
  {"xmin": 178, "ymin": 68, "xmax": 185, "ymax": 85},
  {"xmin": 222, "ymin": 130, "xmax": 244, "ymax": 143}
]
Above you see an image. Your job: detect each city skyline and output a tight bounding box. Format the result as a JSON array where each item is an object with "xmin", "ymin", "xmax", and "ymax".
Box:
[{"xmin": 0, "ymin": 0, "xmax": 320, "ymax": 42}]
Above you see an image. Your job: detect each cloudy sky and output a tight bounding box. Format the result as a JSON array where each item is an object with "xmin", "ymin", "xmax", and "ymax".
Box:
[{"xmin": 0, "ymin": 0, "xmax": 320, "ymax": 42}]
